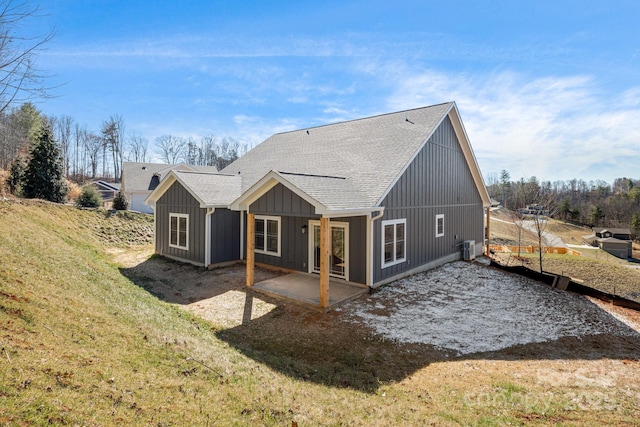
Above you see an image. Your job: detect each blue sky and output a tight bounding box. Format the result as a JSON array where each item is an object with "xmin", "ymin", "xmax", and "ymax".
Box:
[{"xmin": 35, "ymin": 1, "xmax": 640, "ymax": 183}]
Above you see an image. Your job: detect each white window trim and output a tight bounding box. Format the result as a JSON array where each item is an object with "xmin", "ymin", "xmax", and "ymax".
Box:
[
  {"xmin": 169, "ymin": 213, "xmax": 189, "ymax": 250},
  {"xmin": 381, "ymin": 218, "xmax": 406, "ymax": 268},
  {"xmin": 308, "ymin": 220, "xmax": 350, "ymax": 281},
  {"xmin": 254, "ymin": 215, "xmax": 281, "ymax": 257},
  {"xmin": 435, "ymin": 214, "xmax": 445, "ymax": 238}
]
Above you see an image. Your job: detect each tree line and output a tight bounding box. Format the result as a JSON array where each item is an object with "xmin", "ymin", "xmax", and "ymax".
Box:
[
  {"xmin": 486, "ymin": 170, "xmax": 640, "ymax": 237},
  {"xmin": 0, "ymin": 102, "xmax": 248, "ymax": 184}
]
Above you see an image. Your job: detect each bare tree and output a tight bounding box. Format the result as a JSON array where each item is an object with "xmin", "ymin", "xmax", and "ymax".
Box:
[
  {"xmin": 155, "ymin": 134, "xmax": 186, "ymax": 164},
  {"xmin": 84, "ymin": 131, "xmax": 102, "ymax": 179},
  {"xmin": 101, "ymin": 114, "xmax": 124, "ymax": 181},
  {"xmin": 126, "ymin": 131, "xmax": 148, "ymax": 163},
  {"xmin": 0, "ymin": 0, "xmax": 55, "ymax": 113},
  {"xmin": 72, "ymin": 122, "xmax": 83, "ymax": 179},
  {"xmin": 529, "ymin": 194, "xmax": 558, "ymax": 274},
  {"xmin": 54, "ymin": 114, "xmax": 73, "ymax": 176}
]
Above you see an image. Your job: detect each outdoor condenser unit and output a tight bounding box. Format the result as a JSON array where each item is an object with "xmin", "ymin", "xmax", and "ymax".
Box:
[{"xmin": 463, "ymin": 240, "xmax": 476, "ymax": 261}]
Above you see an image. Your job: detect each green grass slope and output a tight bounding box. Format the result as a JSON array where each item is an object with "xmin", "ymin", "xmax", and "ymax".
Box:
[{"xmin": 0, "ymin": 200, "xmax": 301, "ymax": 425}]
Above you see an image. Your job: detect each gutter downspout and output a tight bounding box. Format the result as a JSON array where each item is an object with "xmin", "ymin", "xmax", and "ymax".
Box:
[
  {"xmin": 485, "ymin": 207, "xmax": 491, "ymax": 256},
  {"xmin": 205, "ymin": 208, "xmax": 215, "ymax": 268},
  {"xmin": 366, "ymin": 208, "xmax": 385, "ymax": 288},
  {"xmin": 240, "ymin": 209, "xmax": 245, "ymax": 260},
  {"xmin": 151, "ymin": 201, "xmax": 158, "ymax": 256}
]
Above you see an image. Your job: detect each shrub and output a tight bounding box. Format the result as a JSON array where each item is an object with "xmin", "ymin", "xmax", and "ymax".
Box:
[
  {"xmin": 7, "ymin": 156, "xmax": 27, "ymax": 196},
  {"xmin": 76, "ymin": 185, "xmax": 102, "ymax": 208},
  {"xmin": 0, "ymin": 169, "xmax": 9, "ymax": 197},
  {"xmin": 66, "ymin": 181, "xmax": 82, "ymax": 202},
  {"xmin": 113, "ymin": 191, "xmax": 129, "ymax": 210}
]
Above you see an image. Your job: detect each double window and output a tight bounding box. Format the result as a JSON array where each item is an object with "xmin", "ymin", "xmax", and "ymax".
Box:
[
  {"xmin": 382, "ymin": 219, "xmax": 406, "ymax": 267},
  {"xmin": 254, "ymin": 215, "xmax": 281, "ymax": 256},
  {"xmin": 169, "ymin": 213, "xmax": 189, "ymax": 250}
]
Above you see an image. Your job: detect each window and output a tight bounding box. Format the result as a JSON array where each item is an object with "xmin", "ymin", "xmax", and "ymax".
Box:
[
  {"xmin": 254, "ymin": 215, "xmax": 281, "ymax": 256},
  {"xmin": 382, "ymin": 219, "xmax": 406, "ymax": 267},
  {"xmin": 169, "ymin": 213, "xmax": 188, "ymax": 250},
  {"xmin": 435, "ymin": 214, "xmax": 444, "ymax": 238}
]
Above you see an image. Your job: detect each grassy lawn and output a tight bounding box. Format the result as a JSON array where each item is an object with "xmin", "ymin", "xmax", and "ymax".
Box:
[{"xmin": 1, "ymin": 199, "xmax": 639, "ymax": 425}]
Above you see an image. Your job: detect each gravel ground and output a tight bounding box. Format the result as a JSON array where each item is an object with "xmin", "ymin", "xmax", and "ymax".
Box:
[{"xmin": 339, "ymin": 261, "xmax": 639, "ymax": 355}]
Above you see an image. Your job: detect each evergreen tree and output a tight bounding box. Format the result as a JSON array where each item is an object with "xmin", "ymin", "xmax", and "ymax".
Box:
[
  {"xmin": 112, "ymin": 191, "xmax": 128, "ymax": 210},
  {"xmin": 7, "ymin": 156, "xmax": 27, "ymax": 195},
  {"xmin": 590, "ymin": 205, "xmax": 605, "ymax": 227},
  {"xmin": 499, "ymin": 169, "xmax": 511, "ymax": 207},
  {"xmin": 22, "ymin": 126, "xmax": 68, "ymax": 203},
  {"xmin": 559, "ymin": 199, "xmax": 571, "ymax": 221},
  {"xmin": 76, "ymin": 185, "xmax": 102, "ymax": 208},
  {"xmin": 631, "ymin": 213, "xmax": 640, "ymax": 239}
]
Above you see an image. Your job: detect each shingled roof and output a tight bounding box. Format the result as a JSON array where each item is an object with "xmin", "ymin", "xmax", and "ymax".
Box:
[
  {"xmin": 225, "ymin": 102, "xmax": 489, "ymax": 212},
  {"xmin": 146, "ymin": 170, "xmax": 242, "ymax": 208}
]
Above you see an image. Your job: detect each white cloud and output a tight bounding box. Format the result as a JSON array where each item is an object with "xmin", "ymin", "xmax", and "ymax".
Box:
[{"xmin": 386, "ymin": 68, "xmax": 640, "ymax": 182}]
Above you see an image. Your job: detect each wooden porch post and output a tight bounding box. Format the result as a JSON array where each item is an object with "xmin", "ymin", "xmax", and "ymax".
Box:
[
  {"xmin": 319, "ymin": 217, "xmax": 330, "ymax": 308},
  {"xmin": 246, "ymin": 213, "xmax": 255, "ymax": 287}
]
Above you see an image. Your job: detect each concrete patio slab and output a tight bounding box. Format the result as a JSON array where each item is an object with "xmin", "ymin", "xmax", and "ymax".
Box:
[{"xmin": 253, "ymin": 273, "xmax": 368, "ymax": 310}]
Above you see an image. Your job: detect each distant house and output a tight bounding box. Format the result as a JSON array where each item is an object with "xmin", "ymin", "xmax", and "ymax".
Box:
[
  {"xmin": 92, "ymin": 180, "xmax": 120, "ymax": 202},
  {"xmin": 145, "ymin": 102, "xmax": 491, "ymax": 307},
  {"xmin": 583, "ymin": 227, "xmax": 633, "ymax": 259},
  {"xmin": 517, "ymin": 204, "xmax": 549, "ymax": 216},
  {"xmin": 121, "ymin": 162, "xmax": 217, "ymax": 213}
]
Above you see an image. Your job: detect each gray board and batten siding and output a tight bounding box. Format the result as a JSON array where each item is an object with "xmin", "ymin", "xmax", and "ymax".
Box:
[
  {"xmin": 373, "ymin": 115, "xmax": 485, "ymax": 284},
  {"xmin": 155, "ymin": 181, "xmax": 208, "ymax": 266},
  {"xmin": 248, "ymin": 183, "xmax": 368, "ymax": 284},
  {"xmin": 210, "ymin": 208, "xmax": 241, "ymax": 264}
]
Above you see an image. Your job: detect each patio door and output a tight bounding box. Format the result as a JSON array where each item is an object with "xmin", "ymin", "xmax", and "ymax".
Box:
[{"xmin": 309, "ymin": 220, "xmax": 349, "ymax": 281}]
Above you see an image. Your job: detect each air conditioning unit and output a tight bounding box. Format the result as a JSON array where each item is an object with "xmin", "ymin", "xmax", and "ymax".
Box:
[{"xmin": 463, "ymin": 240, "xmax": 476, "ymax": 261}]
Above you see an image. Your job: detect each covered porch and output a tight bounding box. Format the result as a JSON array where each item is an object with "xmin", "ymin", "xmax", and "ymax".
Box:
[
  {"xmin": 232, "ymin": 171, "xmax": 382, "ymax": 309},
  {"xmin": 252, "ymin": 272, "xmax": 368, "ymax": 310},
  {"xmin": 246, "ymin": 213, "xmax": 367, "ymax": 309}
]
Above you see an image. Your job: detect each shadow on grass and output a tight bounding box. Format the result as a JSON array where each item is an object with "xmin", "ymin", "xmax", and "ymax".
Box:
[{"xmin": 121, "ymin": 255, "xmax": 640, "ymax": 393}]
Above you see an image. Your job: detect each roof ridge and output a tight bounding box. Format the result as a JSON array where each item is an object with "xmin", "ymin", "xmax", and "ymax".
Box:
[{"xmin": 271, "ymin": 102, "xmax": 454, "ymax": 137}]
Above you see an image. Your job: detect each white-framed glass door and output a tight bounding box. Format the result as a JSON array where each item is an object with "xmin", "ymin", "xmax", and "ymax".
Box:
[{"xmin": 308, "ymin": 220, "xmax": 349, "ymax": 281}]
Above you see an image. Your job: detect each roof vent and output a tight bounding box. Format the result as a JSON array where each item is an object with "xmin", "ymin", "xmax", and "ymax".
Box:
[{"xmin": 142, "ymin": 166, "xmax": 147, "ymax": 170}]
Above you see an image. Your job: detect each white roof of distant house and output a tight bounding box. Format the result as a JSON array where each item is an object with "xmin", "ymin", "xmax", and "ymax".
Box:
[{"xmin": 122, "ymin": 162, "xmax": 218, "ymax": 192}]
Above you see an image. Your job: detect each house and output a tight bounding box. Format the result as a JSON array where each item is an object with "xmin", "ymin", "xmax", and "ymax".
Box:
[
  {"xmin": 121, "ymin": 162, "xmax": 217, "ymax": 213},
  {"xmin": 92, "ymin": 180, "xmax": 120, "ymax": 202},
  {"xmin": 517, "ymin": 204, "xmax": 549, "ymax": 216},
  {"xmin": 593, "ymin": 227, "xmax": 632, "ymax": 241},
  {"xmin": 145, "ymin": 102, "xmax": 491, "ymax": 308},
  {"xmin": 583, "ymin": 227, "xmax": 632, "ymax": 259}
]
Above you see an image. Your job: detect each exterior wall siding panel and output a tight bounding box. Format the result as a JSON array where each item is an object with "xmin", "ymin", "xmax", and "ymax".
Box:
[
  {"xmin": 252, "ymin": 215, "xmax": 367, "ymax": 284},
  {"xmin": 249, "ymin": 186, "xmax": 367, "ymax": 284},
  {"xmin": 211, "ymin": 208, "xmax": 241, "ymax": 264},
  {"xmin": 155, "ymin": 181, "xmax": 207, "ymax": 265},
  {"xmin": 374, "ymin": 115, "xmax": 485, "ymax": 283},
  {"xmin": 252, "ymin": 183, "xmax": 317, "ymax": 217}
]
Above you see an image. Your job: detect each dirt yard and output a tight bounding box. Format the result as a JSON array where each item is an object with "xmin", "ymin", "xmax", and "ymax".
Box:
[{"xmin": 112, "ymin": 247, "xmax": 640, "ymax": 406}]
